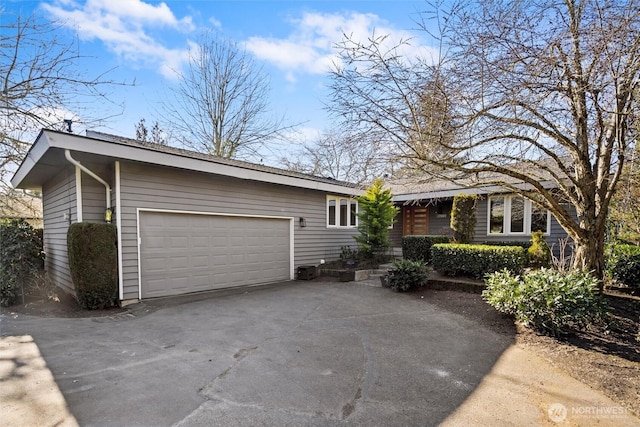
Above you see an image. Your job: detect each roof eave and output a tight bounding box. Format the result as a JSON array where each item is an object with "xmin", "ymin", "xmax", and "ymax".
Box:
[
  {"xmin": 391, "ymin": 181, "xmax": 558, "ymax": 202},
  {"xmin": 12, "ymin": 130, "xmax": 362, "ymax": 196}
]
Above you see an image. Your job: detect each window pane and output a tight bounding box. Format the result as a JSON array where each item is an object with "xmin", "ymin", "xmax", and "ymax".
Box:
[
  {"xmin": 340, "ymin": 199, "xmax": 348, "ymax": 226},
  {"xmin": 510, "ymin": 197, "xmax": 525, "ymax": 233},
  {"xmin": 350, "ymin": 201, "xmax": 357, "ymax": 226},
  {"xmin": 328, "ymin": 199, "xmax": 336, "ymax": 225},
  {"xmin": 490, "ymin": 197, "xmax": 504, "ymax": 234},
  {"xmin": 531, "ymin": 203, "xmax": 548, "ymax": 233}
]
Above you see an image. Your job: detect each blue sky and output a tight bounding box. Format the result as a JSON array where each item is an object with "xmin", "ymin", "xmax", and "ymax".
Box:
[{"xmin": 6, "ymin": 0, "xmax": 435, "ymax": 160}]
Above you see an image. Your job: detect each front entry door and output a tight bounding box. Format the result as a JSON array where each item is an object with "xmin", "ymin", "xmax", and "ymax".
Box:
[{"xmin": 402, "ymin": 206, "xmax": 429, "ymax": 235}]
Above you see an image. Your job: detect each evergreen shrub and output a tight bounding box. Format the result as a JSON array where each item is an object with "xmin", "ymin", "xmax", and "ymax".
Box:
[
  {"xmin": 483, "ymin": 269, "xmax": 608, "ymax": 336},
  {"xmin": 0, "ymin": 219, "xmax": 44, "ymax": 306},
  {"xmin": 67, "ymin": 223, "xmax": 118, "ymax": 309},
  {"xmin": 606, "ymin": 244, "xmax": 640, "ymax": 288},
  {"xmin": 450, "ymin": 194, "xmax": 476, "ymax": 244},
  {"xmin": 402, "ymin": 235, "xmax": 450, "ymax": 263},
  {"xmin": 527, "ymin": 231, "xmax": 552, "ymax": 268},
  {"xmin": 387, "ymin": 259, "xmax": 430, "ymax": 292},
  {"xmin": 431, "ymin": 243, "xmax": 526, "ymax": 278}
]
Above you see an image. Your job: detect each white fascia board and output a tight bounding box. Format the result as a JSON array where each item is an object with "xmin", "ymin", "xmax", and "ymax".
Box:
[
  {"xmin": 10, "ymin": 131, "xmax": 51, "ymax": 188},
  {"xmin": 44, "ymin": 131, "xmax": 362, "ymax": 196}
]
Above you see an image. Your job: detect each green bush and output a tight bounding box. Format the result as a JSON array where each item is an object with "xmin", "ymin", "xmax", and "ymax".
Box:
[
  {"xmin": 527, "ymin": 231, "xmax": 552, "ymax": 268},
  {"xmin": 432, "ymin": 243, "xmax": 526, "ymax": 279},
  {"xmin": 354, "ymin": 178, "xmax": 398, "ymax": 257},
  {"xmin": 483, "ymin": 269, "xmax": 608, "ymax": 336},
  {"xmin": 478, "ymin": 241, "xmax": 532, "ymax": 249},
  {"xmin": 387, "ymin": 259, "xmax": 431, "ymax": 292},
  {"xmin": 450, "ymin": 194, "xmax": 477, "ymax": 244},
  {"xmin": 67, "ymin": 223, "xmax": 118, "ymax": 310},
  {"xmin": 0, "ymin": 219, "xmax": 45, "ymax": 306},
  {"xmin": 606, "ymin": 244, "xmax": 640, "ymax": 288},
  {"xmin": 402, "ymin": 235, "xmax": 450, "ymax": 263}
]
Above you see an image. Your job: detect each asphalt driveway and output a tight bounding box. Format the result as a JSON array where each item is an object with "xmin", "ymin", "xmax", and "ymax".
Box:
[{"xmin": 1, "ymin": 280, "xmax": 522, "ymax": 426}]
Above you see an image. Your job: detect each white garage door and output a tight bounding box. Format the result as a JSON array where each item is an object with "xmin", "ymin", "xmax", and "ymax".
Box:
[{"xmin": 139, "ymin": 211, "xmax": 291, "ymax": 298}]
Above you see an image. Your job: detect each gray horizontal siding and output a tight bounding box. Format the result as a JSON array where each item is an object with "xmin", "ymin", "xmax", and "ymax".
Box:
[
  {"xmin": 119, "ymin": 162, "xmax": 358, "ymax": 300},
  {"xmin": 42, "ymin": 166, "xmax": 76, "ymax": 295},
  {"xmin": 81, "ymin": 163, "xmax": 113, "ymax": 223},
  {"xmin": 429, "ymin": 202, "xmax": 453, "ymax": 236}
]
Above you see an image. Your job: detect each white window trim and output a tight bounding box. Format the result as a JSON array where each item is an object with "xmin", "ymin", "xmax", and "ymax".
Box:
[
  {"xmin": 327, "ymin": 195, "xmax": 358, "ymax": 228},
  {"xmin": 487, "ymin": 195, "xmax": 550, "ymax": 236}
]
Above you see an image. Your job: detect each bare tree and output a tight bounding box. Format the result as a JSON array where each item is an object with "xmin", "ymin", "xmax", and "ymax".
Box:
[
  {"xmin": 1, "ymin": 10, "xmax": 124, "ymax": 217},
  {"xmin": 163, "ymin": 31, "xmax": 292, "ymax": 159},
  {"xmin": 135, "ymin": 118, "xmax": 167, "ymax": 145},
  {"xmin": 279, "ymin": 130, "xmax": 390, "ymax": 185},
  {"xmin": 328, "ymin": 0, "xmax": 640, "ymax": 283}
]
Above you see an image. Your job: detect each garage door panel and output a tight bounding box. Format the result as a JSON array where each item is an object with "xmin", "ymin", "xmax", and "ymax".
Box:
[
  {"xmin": 140, "ymin": 212, "xmax": 291, "ymax": 298},
  {"xmin": 191, "ymin": 255, "xmax": 209, "ymax": 268}
]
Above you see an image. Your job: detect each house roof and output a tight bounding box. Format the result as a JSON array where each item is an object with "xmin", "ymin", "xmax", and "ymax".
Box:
[
  {"xmin": 388, "ymin": 166, "xmax": 561, "ymax": 203},
  {"xmin": 11, "ymin": 129, "xmax": 361, "ymax": 196}
]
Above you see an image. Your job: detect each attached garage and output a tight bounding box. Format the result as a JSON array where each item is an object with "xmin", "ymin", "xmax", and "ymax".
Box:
[
  {"xmin": 138, "ymin": 210, "xmax": 293, "ymax": 298},
  {"xmin": 13, "ymin": 130, "xmax": 362, "ymax": 303}
]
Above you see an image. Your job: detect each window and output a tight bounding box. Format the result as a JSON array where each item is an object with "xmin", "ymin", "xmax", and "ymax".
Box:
[
  {"xmin": 489, "ymin": 197, "xmax": 505, "ymax": 233},
  {"xmin": 488, "ymin": 195, "xmax": 550, "ymax": 235},
  {"xmin": 436, "ymin": 201, "xmax": 452, "ymax": 218},
  {"xmin": 327, "ymin": 196, "xmax": 358, "ymax": 228},
  {"xmin": 531, "ymin": 203, "xmax": 548, "ymax": 233},
  {"xmin": 328, "ymin": 199, "xmax": 336, "ymax": 226},
  {"xmin": 510, "ymin": 197, "xmax": 525, "ymax": 233}
]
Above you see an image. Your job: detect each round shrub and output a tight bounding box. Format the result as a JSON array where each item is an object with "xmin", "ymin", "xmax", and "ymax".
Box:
[
  {"xmin": 387, "ymin": 259, "xmax": 430, "ymax": 292},
  {"xmin": 527, "ymin": 231, "xmax": 551, "ymax": 268},
  {"xmin": 483, "ymin": 269, "xmax": 608, "ymax": 336}
]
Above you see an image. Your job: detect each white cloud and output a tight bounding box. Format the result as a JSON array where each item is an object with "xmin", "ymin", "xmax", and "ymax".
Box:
[
  {"xmin": 244, "ymin": 11, "xmax": 435, "ymax": 80},
  {"xmin": 41, "ymin": 0, "xmax": 194, "ymax": 79}
]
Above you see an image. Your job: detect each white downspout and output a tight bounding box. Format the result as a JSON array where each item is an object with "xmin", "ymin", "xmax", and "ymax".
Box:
[
  {"xmin": 65, "ymin": 149, "xmax": 111, "ymax": 210},
  {"xmin": 115, "ymin": 161, "xmax": 124, "ymax": 301}
]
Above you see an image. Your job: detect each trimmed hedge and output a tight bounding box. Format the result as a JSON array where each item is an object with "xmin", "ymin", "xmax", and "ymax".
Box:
[
  {"xmin": 478, "ymin": 241, "xmax": 532, "ymax": 249},
  {"xmin": 402, "ymin": 235, "xmax": 450, "ymax": 263},
  {"xmin": 606, "ymin": 244, "xmax": 640, "ymax": 288},
  {"xmin": 432, "ymin": 243, "xmax": 526, "ymax": 279},
  {"xmin": 67, "ymin": 223, "xmax": 118, "ymax": 309}
]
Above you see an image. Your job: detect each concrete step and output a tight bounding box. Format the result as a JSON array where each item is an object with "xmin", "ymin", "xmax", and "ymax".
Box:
[{"xmin": 355, "ymin": 277, "xmax": 384, "ymax": 287}]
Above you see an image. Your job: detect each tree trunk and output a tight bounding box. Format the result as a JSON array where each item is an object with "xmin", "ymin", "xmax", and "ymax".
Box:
[{"xmin": 572, "ymin": 229, "xmax": 606, "ymax": 292}]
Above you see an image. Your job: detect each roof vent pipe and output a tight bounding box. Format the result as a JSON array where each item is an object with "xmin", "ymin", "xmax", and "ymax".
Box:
[{"xmin": 65, "ymin": 149, "xmax": 111, "ymax": 210}]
